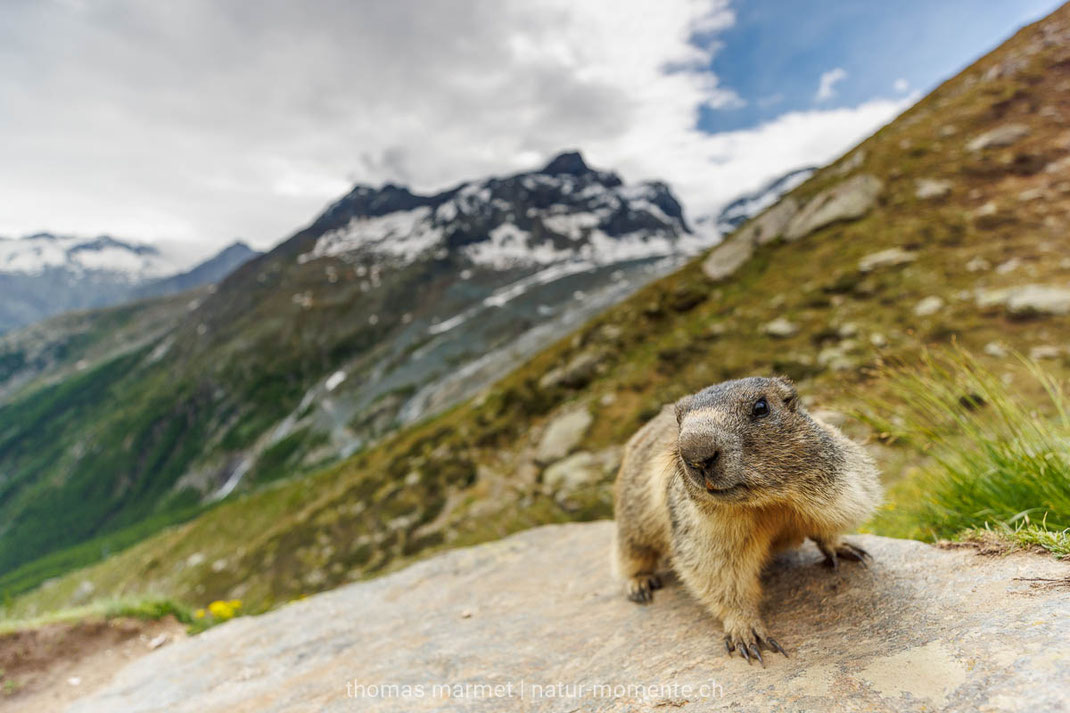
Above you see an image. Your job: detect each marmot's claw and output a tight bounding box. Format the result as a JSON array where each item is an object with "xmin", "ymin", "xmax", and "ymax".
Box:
[
  {"xmin": 817, "ymin": 539, "xmax": 872, "ymax": 569},
  {"xmin": 766, "ymin": 637, "xmax": 789, "ymax": 658},
  {"xmin": 833, "ymin": 542, "xmax": 871, "ymax": 568},
  {"xmin": 625, "ymin": 574, "xmax": 661, "ymax": 604},
  {"xmin": 724, "ymin": 626, "xmax": 784, "ymax": 665},
  {"xmin": 626, "ymin": 588, "xmax": 651, "ymax": 604},
  {"xmin": 839, "ymin": 542, "xmax": 871, "ymax": 564}
]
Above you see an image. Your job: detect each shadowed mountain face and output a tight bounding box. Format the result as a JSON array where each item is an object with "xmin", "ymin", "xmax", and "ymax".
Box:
[
  {"xmin": 0, "ymin": 235, "xmax": 259, "ymax": 333},
  {"xmin": 0, "ymin": 151, "xmax": 742, "ymax": 579},
  {"xmin": 132, "ymin": 242, "xmax": 260, "ymax": 301}
]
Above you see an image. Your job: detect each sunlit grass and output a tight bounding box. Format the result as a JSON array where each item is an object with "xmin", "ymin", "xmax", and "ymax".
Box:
[
  {"xmin": 0, "ymin": 597, "xmax": 192, "ymax": 635},
  {"xmin": 863, "ymin": 349, "xmax": 1070, "ymax": 556}
]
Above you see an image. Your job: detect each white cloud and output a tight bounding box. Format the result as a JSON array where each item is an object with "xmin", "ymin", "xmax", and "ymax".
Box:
[
  {"xmin": 815, "ymin": 67, "xmax": 848, "ymax": 102},
  {"xmin": 0, "ymin": 1, "xmax": 904, "ymax": 259},
  {"xmin": 893, "ymin": 77, "xmax": 910, "ymax": 93}
]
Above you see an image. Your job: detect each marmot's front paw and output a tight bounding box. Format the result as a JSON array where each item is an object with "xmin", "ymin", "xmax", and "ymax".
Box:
[
  {"xmin": 723, "ymin": 621, "xmax": 788, "ymax": 665},
  {"xmin": 815, "ymin": 538, "xmax": 872, "ymax": 569},
  {"xmin": 625, "ymin": 573, "xmax": 662, "ymax": 604}
]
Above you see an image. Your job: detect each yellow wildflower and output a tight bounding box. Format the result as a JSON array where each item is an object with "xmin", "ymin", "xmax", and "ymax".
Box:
[{"xmin": 208, "ymin": 600, "xmax": 235, "ymax": 620}]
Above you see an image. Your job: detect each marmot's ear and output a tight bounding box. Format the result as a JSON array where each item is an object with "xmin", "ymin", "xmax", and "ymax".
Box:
[
  {"xmin": 773, "ymin": 377, "xmax": 799, "ymax": 411},
  {"xmin": 674, "ymin": 395, "xmax": 693, "ymax": 424}
]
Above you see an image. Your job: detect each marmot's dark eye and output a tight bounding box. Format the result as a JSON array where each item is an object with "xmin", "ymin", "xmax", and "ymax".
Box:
[{"xmin": 752, "ymin": 397, "xmax": 770, "ymax": 418}]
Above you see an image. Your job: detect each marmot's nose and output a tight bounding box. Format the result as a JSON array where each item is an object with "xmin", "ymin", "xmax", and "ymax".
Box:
[{"xmin": 689, "ymin": 449, "xmax": 720, "ymax": 475}]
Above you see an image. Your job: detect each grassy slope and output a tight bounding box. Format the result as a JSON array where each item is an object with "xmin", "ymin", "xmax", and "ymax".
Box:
[
  {"xmin": 0, "ymin": 289, "xmax": 207, "ymax": 404},
  {"xmin": 9, "ymin": 6, "xmax": 1070, "ymax": 617},
  {"xmin": 0, "ymin": 206, "xmax": 430, "ymax": 578},
  {"xmin": 864, "ymin": 351, "xmax": 1070, "ymax": 556}
]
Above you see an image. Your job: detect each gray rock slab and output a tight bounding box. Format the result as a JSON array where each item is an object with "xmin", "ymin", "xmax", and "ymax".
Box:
[
  {"xmin": 784, "ymin": 174, "xmax": 883, "ymax": 241},
  {"xmin": 702, "ymin": 236, "xmax": 754, "ymax": 282},
  {"xmin": 67, "ymin": 522, "xmax": 1070, "ymax": 713}
]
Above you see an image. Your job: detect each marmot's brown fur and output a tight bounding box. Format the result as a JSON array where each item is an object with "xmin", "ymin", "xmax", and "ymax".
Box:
[{"xmin": 613, "ymin": 376, "xmax": 882, "ymax": 664}]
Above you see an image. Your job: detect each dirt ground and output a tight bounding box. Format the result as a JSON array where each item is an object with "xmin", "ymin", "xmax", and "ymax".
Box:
[{"xmin": 0, "ymin": 616, "xmax": 187, "ymax": 713}]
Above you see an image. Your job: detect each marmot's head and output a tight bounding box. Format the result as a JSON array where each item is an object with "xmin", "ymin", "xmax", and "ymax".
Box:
[{"xmin": 672, "ymin": 376, "xmax": 833, "ymax": 506}]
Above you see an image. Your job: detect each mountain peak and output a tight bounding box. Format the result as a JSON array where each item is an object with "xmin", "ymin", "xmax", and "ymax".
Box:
[
  {"xmin": 220, "ymin": 240, "xmax": 256, "ymax": 254},
  {"xmin": 325, "ymin": 182, "xmax": 423, "ymax": 223},
  {"xmin": 540, "ymin": 151, "xmax": 591, "ymax": 176}
]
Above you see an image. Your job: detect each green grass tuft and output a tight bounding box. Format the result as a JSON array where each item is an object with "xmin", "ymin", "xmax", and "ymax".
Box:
[
  {"xmin": 102, "ymin": 598, "xmax": 194, "ymax": 625},
  {"xmin": 0, "ymin": 597, "xmax": 192, "ymax": 635},
  {"xmin": 863, "ymin": 349, "xmax": 1070, "ymax": 556}
]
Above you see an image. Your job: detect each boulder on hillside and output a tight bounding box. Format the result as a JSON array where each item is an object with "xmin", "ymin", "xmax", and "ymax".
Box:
[
  {"xmin": 67, "ymin": 522, "xmax": 1070, "ymax": 713},
  {"xmin": 914, "ymin": 178, "xmax": 952, "ymax": 200},
  {"xmin": 784, "ymin": 174, "xmax": 883, "ymax": 241},
  {"xmin": 913, "ymin": 296, "xmax": 944, "ymax": 317},
  {"xmin": 542, "ymin": 447, "xmax": 621, "ymax": 504},
  {"xmin": 966, "ymin": 123, "xmax": 1031, "ymax": 151},
  {"xmin": 539, "ymin": 350, "xmax": 606, "ymax": 390},
  {"xmin": 761, "ymin": 318, "xmax": 799, "ymax": 338},
  {"xmin": 701, "ymin": 235, "xmax": 754, "ymax": 282},
  {"xmin": 703, "ymin": 170, "xmax": 880, "ymax": 284},
  {"xmin": 702, "ymin": 197, "xmax": 802, "ymax": 283},
  {"xmin": 535, "ymin": 407, "xmax": 593, "ymax": 464},
  {"xmin": 975, "ymin": 284, "xmax": 1070, "ymax": 316},
  {"xmin": 858, "ymin": 247, "xmax": 917, "ymax": 273},
  {"xmin": 738, "ymin": 197, "xmax": 801, "ymax": 247}
]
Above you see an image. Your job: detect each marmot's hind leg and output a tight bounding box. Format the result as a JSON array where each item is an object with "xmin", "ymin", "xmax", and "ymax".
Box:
[
  {"xmin": 812, "ymin": 536, "xmax": 872, "ymax": 569},
  {"xmin": 616, "ymin": 537, "xmax": 663, "ymax": 604}
]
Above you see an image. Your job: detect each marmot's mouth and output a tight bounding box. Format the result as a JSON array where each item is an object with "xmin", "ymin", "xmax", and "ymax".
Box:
[{"xmin": 702, "ymin": 477, "xmax": 745, "ymax": 496}]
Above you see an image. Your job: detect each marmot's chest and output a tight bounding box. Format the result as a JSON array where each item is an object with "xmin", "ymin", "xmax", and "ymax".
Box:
[{"xmin": 674, "ymin": 500, "xmax": 809, "ymax": 565}]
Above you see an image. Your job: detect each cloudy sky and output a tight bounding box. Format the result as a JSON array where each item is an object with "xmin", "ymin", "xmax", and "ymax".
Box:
[{"xmin": 0, "ymin": 0, "xmax": 1061, "ymax": 264}]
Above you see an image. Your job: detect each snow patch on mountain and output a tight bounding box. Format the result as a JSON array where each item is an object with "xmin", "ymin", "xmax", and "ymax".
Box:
[
  {"xmin": 464, "ymin": 224, "xmax": 572, "ymax": 269},
  {"xmin": 0, "ymin": 233, "xmax": 172, "ymax": 280},
  {"xmin": 303, "ymin": 207, "xmax": 444, "ymax": 264},
  {"xmin": 297, "ymin": 152, "xmax": 702, "ymax": 272}
]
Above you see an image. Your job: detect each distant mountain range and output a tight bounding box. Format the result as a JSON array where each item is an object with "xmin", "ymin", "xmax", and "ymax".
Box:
[
  {"xmin": 0, "ymin": 151, "xmax": 803, "ymax": 580},
  {"xmin": 0, "ymin": 233, "xmax": 259, "ymax": 332}
]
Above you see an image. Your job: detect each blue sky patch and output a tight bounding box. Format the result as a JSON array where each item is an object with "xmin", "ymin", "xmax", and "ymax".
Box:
[{"xmin": 698, "ymin": 0, "xmax": 1063, "ymax": 133}]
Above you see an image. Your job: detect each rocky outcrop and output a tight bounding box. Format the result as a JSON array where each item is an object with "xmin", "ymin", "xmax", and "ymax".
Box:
[
  {"xmin": 539, "ymin": 350, "xmax": 606, "ymax": 390},
  {"xmin": 542, "ymin": 448, "xmax": 620, "ymax": 505},
  {"xmin": 783, "ymin": 174, "xmax": 883, "ymax": 242},
  {"xmin": 535, "ymin": 407, "xmax": 592, "ymax": 464},
  {"xmin": 966, "ymin": 123, "xmax": 1031, "ymax": 151},
  {"xmin": 761, "ymin": 318, "xmax": 799, "ymax": 338},
  {"xmin": 703, "ymin": 173, "xmax": 882, "ymax": 283},
  {"xmin": 738, "ymin": 197, "xmax": 801, "ymax": 247},
  {"xmin": 66, "ymin": 522, "xmax": 1070, "ymax": 713},
  {"xmin": 701, "ymin": 234, "xmax": 754, "ymax": 282},
  {"xmin": 914, "ymin": 178, "xmax": 952, "ymax": 200},
  {"xmin": 913, "ymin": 296, "xmax": 944, "ymax": 317},
  {"xmin": 858, "ymin": 247, "xmax": 917, "ymax": 273},
  {"xmin": 976, "ymin": 284, "xmax": 1070, "ymax": 316}
]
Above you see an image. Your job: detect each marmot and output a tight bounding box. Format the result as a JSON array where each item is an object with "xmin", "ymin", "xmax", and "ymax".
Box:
[{"xmin": 613, "ymin": 376, "xmax": 881, "ymax": 664}]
